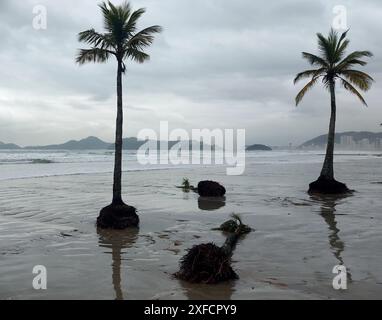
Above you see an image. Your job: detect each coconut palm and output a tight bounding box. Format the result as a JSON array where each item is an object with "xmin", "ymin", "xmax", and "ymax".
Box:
[
  {"xmin": 76, "ymin": 1, "xmax": 162, "ymax": 228},
  {"xmin": 295, "ymin": 29, "xmax": 374, "ymax": 194}
]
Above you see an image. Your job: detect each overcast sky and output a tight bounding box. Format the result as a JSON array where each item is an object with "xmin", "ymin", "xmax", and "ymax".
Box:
[{"xmin": 0, "ymin": 0, "xmax": 381, "ymax": 146}]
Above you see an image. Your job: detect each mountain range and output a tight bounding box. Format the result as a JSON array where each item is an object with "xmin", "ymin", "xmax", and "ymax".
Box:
[
  {"xmin": 2, "ymin": 131, "xmax": 379, "ymax": 150},
  {"xmin": 0, "ymin": 136, "xmax": 131, "ymax": 150},
  {"xmin": 0, "ymin": 136, "xmax": 208, "ymax": 150}
]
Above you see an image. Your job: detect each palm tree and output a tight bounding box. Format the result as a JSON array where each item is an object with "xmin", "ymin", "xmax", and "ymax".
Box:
[
  {"xmin": 76, "ymin": 1, "xmax": 162, "ymax": 228},
  {"xmin": 294, "ymin": 29, "xmax": 374, "ymax": 194}
]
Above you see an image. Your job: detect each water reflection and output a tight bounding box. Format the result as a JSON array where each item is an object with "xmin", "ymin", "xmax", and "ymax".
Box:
[
  {"xmin": 198, "ymin": 196, "xmax": 226, "ymax": 211},
  {"xmin": 97, "ymin": 228, "xmax": 139, "ymax": 300},
  {"xmin": 178, "ymin": 279, "xmax": 235, "ymax": 300},
  {"xmin": 311, "ymin": 194, "xmax": 353, "ymax": 281}
]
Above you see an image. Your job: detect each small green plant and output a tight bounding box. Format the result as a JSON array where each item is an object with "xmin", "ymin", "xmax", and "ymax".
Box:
[
  {"xmin": 176, "ymin": 178, "xmax": 195, "ymax": 192},
  {"xmin": 182, "ymin": 178, "xmax": 191, "ymax": 189},
  {"xmin": 212, "ymin": 213, "xmax": 252, "ymax": 234}
]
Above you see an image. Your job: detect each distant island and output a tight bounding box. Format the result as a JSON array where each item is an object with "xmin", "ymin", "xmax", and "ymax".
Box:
[
  {"xmin": 246, "ymin": 144, "xmax": 272, "ymax": 151},
  {"xmin": 300, "ymin": 131, "xmax": 382, "ymax": 150}
]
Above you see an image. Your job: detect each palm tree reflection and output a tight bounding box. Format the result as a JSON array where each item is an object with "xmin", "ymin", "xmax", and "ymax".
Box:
[
  {"xmin": 97, "ymin": 228, "xmax": 139, "ymax": 300},
  {"xmin": 179, "ymin": 279, "xmax": 236, "ymax": 300},
  {"xmin": 198, "ymin": 196, "xmax": 226, "ymax": 211},
  {"xmin": 312, "ymin": 194, "xmax": 353, "ymax": 282}
]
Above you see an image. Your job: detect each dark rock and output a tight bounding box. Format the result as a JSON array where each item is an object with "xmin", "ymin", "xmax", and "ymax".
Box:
[
  {"xmin": 197, "ymin": 181, "xmax": 226, "ymax": 197},
  {"xmin": 97, "ymin": 203, "xmax": 139, "ymax": 229},
  {"xmin": 308, "ymin": 176, "xmax": 351, "ymax": 195}
]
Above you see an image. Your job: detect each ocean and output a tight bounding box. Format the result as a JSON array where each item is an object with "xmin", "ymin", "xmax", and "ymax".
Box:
[{"xmin": 0, "ymin": 149, "xmax": 381, "ymax": 299}]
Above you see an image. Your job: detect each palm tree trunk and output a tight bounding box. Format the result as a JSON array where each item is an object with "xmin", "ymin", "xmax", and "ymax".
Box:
[
  {"xmin": 221, "ymin": 233, "xmax": 240, "ymax": 257},
  {"xmin": 320, "ymin": 79, "xmax": 336, "ymax": 180},
  {"xmin": 112, "ymin": 60, "xmax": 123, "ymax": 205}
]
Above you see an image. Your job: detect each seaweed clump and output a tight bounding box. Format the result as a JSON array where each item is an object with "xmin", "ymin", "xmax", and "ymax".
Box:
[{"xmin": 175, "ymin": 214, "xmax": 251, "ymax": 284}]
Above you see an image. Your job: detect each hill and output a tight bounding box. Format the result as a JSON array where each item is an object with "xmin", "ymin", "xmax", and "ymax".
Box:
[
  {"xmin": 0, "ymin": 141, "xmax": 21, "ymax": 149},
  {"xmin": 246, "ymin": 144, "xmax": 272, "ymax": 151},
  {"xmin": 300, "ymin": 131, "xmax": 382, "ymax": 149},
  {"xmin": 25, "ymin": 136, "xmax": 111, "ymax": 150}
]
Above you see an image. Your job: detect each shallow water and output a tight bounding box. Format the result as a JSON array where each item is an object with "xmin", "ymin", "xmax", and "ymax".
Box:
[{"xmin": 0, "ymin": 150, "xmax": 381, "ymax": 299}]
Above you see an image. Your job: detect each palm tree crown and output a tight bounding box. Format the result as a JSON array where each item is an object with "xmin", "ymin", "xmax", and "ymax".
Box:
[
  {"xmin": 76, "ymin": 1, "xmax": 162, "ymax": 70},
  {"xmin": 294, "ymin": 29, "xmax": 374, "ymax": 106}
]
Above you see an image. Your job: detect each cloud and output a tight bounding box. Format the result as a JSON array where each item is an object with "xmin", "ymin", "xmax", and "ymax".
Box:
[{"xmin": 0, "ymin": 0, "xmax": 381, "ymax": 146}]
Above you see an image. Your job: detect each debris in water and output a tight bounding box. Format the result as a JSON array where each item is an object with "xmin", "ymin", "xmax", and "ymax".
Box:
[
  {"xmin": 212, "ymin": 214, "xmax": 252, "ymax": 234},
  {"xmin": 175, "ymin": 214, "xmax": 251, "ymax": 284}
]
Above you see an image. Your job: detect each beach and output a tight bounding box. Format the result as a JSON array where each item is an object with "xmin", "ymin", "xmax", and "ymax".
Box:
[{"xmin": 0, "ymin": 150, "xmax": 382, "ymax": 299}]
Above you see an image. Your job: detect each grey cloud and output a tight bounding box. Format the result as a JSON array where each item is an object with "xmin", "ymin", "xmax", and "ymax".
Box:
[{"xmin": 0, "ymin": 0, "xmax": 381, "ymax": 146}]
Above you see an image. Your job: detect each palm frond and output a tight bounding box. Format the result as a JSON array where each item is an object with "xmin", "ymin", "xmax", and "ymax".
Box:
[
  {"xmin": 336, "ymin": 50, "xmax": 373, "ymax": 71},
  {"xmin": 127, "ymin": 25, "xmax": 163, "ymax": 50},
  {"xmin": 76, "ymin": 48, "xmax": 111, "ymax": 64},
  {"xmin": 302, "ymin": 52, "xmax": 328, "ymax": 67},
  {"xmin": 340, "ymin": 70, "xmax": 374, "ymax": 91},
  {"xmin": 316, "ymin": 32, "xmax": 333, "ymax": 63},
  {"xmin": 334, "ymin": 29, "xmax": 350, "ymax": 60},
  {"xmin": 295, "ymin": 76, "xmax": 320, "ymax": 106},
  {"xmin": 99, "ymin": 1, "xmax": 131, "ymax": 42},
  {"xmin": 118, "ymin": 1, "xmax": 132, "ymax": 20},
  {"xmin": 339, "ymin": 77, "xmax": 368, "ymax": 106},
  {"xmin": 294, "ymin": 68, "xmax": 326, "ymax": 84},
  {"xmin": 334, "ymin": 39, "xmax": 349, "ymax": 63},
  {"xmin": 124, "ymin": 8, "xmax": 146, "ymax": 35},
  {"xmin": 99, "ymin": 2, "xmax": 113, "ymax": 32},
  {"xmin": 123, "ymin": 48, "xmax": 150, "ymax": 63},
  {"xmin": 337, "ymin": 29, "xmax": 349, "ymax": 48},
  {"xmin": 78, "ymin": 29, "xmax": 115, "ymax": 50}
]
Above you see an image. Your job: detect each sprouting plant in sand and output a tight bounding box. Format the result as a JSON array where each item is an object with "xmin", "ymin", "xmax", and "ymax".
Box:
[
  {"xmin": 76, "ymin": 1, "xmax": 162, "ymax": 229},
  {"xmin": 182, "ymin": 178, "xmax": 191, "ymax": 189},
  {"xmin": 176, "ymin": 178, "xmax": 195, "ymax": 192},
  {"xmin": 212, "ymin": 213, "xmax": 252, "ymax": 234},
  {"xmin": 175, "ymin": 214, "xmax": 252, "ymax": 284},
  {"xmin": 295, "ymin": 29, "xmax": 374, "ymax": 195}
]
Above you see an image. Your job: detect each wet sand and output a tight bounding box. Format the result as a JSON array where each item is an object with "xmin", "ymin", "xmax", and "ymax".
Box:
[{"xmin": 1, "ymin": 154, "xmax": 382, "ymax": 299}]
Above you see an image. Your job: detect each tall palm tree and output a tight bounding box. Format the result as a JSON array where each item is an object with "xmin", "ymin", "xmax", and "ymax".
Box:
[
  {"xmin": 77, "ymin": 1, "xmax": 162, "ymax": 228},
  {"xmin": 295, "ymin": 29, "xmax": 374, "ymax": 194}
]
